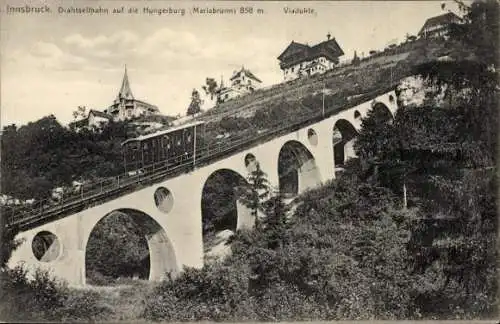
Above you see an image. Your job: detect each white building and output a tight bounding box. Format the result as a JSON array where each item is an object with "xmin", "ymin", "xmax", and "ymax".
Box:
[
  {"xmin": 217, "ymin": 67, "xmax": 262, "ymax": 103},
  {"xmin": 69, "ymin": 109, "xmax": 113, "ymax": 131},
  {"xmin": 88, "ymin": 110, "xmax": 112, "ymax": 128},
  {"xmin": 418, "ymin": 12, "xmax": 462, "ymax": 39},
  {"xmin": 277, "ymin": 34, "xmax": 344, "ymax": 81}
]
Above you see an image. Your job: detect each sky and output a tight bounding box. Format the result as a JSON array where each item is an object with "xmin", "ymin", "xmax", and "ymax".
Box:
[{"xmin": 0, "ymin": 0, "xmax": 465, "ymax": 127}]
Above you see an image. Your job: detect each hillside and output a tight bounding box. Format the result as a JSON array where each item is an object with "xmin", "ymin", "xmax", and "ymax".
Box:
[
  {"xmin": 198, "ymin": 38, "xmax": 440, "ymax": 121},
  {"xmin": 188, "ymin": 38, "xmax": 454, "ymax": 147}
]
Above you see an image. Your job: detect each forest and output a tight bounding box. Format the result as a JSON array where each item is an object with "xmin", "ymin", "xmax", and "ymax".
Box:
[
  {"xmin": 0, "ymin": 0, "xmax": 498, "ymax": 321},
  {"xmin": 1, "ymin": 118, "xmax": 132, "ymax": 201}
]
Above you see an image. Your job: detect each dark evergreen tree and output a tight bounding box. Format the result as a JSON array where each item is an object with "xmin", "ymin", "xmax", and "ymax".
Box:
[
  {"xmin": 261, "ymin": 189, "xmax": 291, "ymax": 250},
  {"xmin": 238, "ymin": 162, "xmax": 270, "ymax": 229},
  {"xmin": 187, "ymin": 89, "xmax": 202, "ymax": 116},
  {"xmin": 352, "ymin": 50, "xmax": 361, "ymax": 66}
]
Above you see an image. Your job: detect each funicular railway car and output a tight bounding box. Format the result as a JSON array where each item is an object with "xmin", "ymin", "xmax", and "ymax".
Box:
[{"xmin": 121, "ymin": 121, "xmax": 205, "ymax": 174}]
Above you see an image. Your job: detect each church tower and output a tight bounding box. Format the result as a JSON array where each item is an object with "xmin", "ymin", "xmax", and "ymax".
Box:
[
  {"xmin": 117, "ymin": 65, "xmax": 134, "ymax": 101},
  {"xmin": 105, "ymin": 65, "xmax": 160, "ymax": 121}
]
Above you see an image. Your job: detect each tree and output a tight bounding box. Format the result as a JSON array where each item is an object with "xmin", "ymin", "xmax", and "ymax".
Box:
[
  {"xmin": 72, "ymin": 105, "xmax": 87, "ymax": 120},
  {"xmin": 263, "ymin": 189, "xmax": 290, "ymax": 228},
  {"xmin": 399, "ymin": 20, "xmax": 498, "ymax": 311},
  {"xmin": 354, "ymin": 107, "xmax": 394, "ymax": 163},
  {"xmin": 449, "ymin": 0, "xmax": 499, "ymax": 67},
  {"xmin": 354, "ymin": 47, "xmax": 498, "ymax": 315},
  {"xmin": 0, "ymin": 114, "xmax": 132, "ymax": 202},
  {"xmin": 238, "ymin": 162, "xmax": 270, "ymax": 229},
  {"xmin": 187, "ymin": 89, "xmax": 202, "ymax": 116},
  {"xmin": 352, "ymin": 50, "xmax": 361, "ymax": 66},
  {"xmin": 201, "ymin": 78, "xmax": 220, "ymax": 103},
  {"xmin": 354, "ymin": 103, "xmax": 497, "ymax": 316},
  {"xmin": 413, "ymin": 59, "xmax": 497, "ymax": 165},
  {"xmin": 260, "ymin": 190, "xmax": 291, "ymax": 250}
]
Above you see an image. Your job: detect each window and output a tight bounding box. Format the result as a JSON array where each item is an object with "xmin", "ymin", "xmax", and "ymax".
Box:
[{"xmin": 187, "ymin": 135, "xmax": 192, "ymax": 142}]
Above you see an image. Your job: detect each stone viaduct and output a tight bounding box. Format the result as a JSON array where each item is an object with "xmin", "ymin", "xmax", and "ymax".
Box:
[{"xmin": 8, "ymin": 90, "xmax": 398, "ymax": 286}]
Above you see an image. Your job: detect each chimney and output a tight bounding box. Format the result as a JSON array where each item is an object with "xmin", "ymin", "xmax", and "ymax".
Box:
[{"xmin": 327, "ymin": 32, "xmax": 331, "ymax": 40}]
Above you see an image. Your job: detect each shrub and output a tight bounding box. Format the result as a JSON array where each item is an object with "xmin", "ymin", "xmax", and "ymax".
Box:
[
  {"xmin": 0, "ymin": 265, "xmax": 112, "ymax": 321},
  {"xmin": 144, "ymin": 175, "xmax": 426, "ymax": 321}
]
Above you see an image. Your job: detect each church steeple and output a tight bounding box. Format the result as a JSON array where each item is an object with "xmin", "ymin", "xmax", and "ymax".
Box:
[{"xmin": 117, "ymin": 65, "xmax": 134, "ymax": 100}]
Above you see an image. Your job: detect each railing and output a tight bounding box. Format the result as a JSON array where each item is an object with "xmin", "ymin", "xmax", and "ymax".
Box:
[{"xmin": 5, "ymin": 82, "xmax": 401, "ymax": 230}]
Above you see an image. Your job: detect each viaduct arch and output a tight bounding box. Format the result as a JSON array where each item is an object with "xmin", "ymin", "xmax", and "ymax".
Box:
[
  {"xmin": 201, "ymin": 168, "xmax": 253, "ymax": 244},
  {"xmin": 278, "ymin": 140, "xmax": 322, "ymax": 196},
  {"xmin": 333, "ymin": 119, "xmax": 358, "ymax": 167},
  {"xmin": 371, "ymin": 101, "xmax": 394, "ymax": 123},
  {"xmin": 85, "ymin": 208, "xmax": 178, "ymax": 283}
]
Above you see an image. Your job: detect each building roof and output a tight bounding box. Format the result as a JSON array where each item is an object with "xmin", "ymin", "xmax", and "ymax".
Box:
[
  {"xmin": 230, "ymin": 67, "xmax": 262, "ymax": 83},
  {"xmin": 134, "ymin": 99, "xmax": 160, "ymax": 111},
  {"xmin": 117, "ymin": 65, "xmax": 134, "ymax": 100},
  {"xmin": 69, "ymin": 118, "xmax": 89, "ymax": 129},
  {"xmin": 89, "ymin": 109, "xmax": 113, "ymax": 119},
  {"xmin": 418, "ymin": 12, "xmax": 461, "ymax": 35},
  {"xmin": 121, "ymin": 121, "xmax": 205, "ymax": 145},
  {"xmin": 277, "ymin": 41, "xmax": 310, "ymax": 61},
  {"xmin": 277, "ymin": 36, "xmax": 344, "ymax": 68},
  {"xmin": 310, "ymin": 38, "xmax": 344, "ymax": 58}
]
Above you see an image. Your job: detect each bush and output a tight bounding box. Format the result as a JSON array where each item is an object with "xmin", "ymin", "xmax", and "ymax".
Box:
[
  {"xmin": 144, "ymin": 264, "xmax": 254, "ymax": 321},
  {"xmin": 143, "ymin": 174, "xmax": 428, "ymax": 321},
  {"xmin": 145, "ymin": 154, "xmax": 496, "ymax": 320},
  {"xmin": 0, "ymin": 265, "xmax": 112, "ymax": 321}
]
